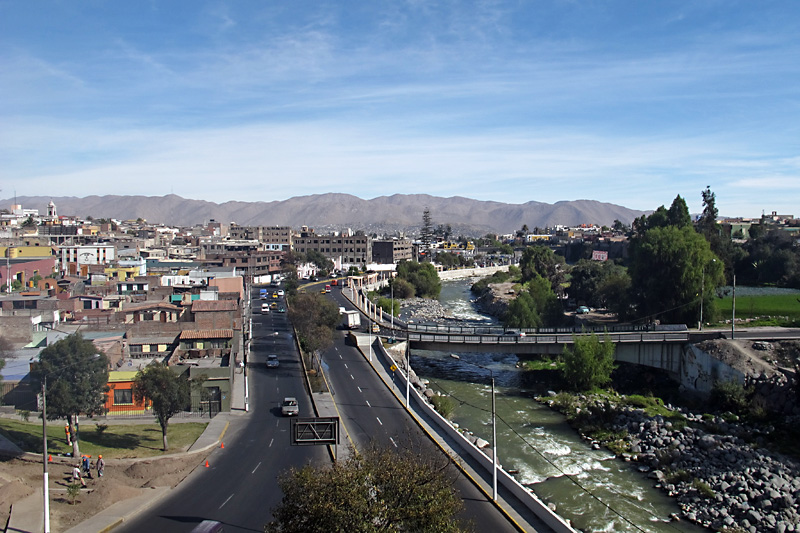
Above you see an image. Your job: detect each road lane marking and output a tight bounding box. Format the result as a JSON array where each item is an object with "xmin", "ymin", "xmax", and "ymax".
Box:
[
  {"xmin": 366, "ymin": 400, "xmax": 371, "ymax": 407},
  {"xmin": 376, "ymin": 417, "xmax": 383, "ymax": 426},
  {"xmin": 344, "ymin": 363, "xmax": 348, "ymax": 369},
  {"xmin": 269, "ymin": 438, "xmax": 274, "ymax": 447},
  {"xmin": 252, "ymin": 462, "xmax": 262, "ymax": 474},
  {"xmin": 389, "ymin": 437, "xmax": 398, "ymax": 448},
  {"xmin": 219, "ymin": 493, "xmax": 234, "ymax": 509},
  {"xmin": 350, "ymin": 374, "xmax": 354, "ymax": 380},
  {"xmin": 357, "ymin": 387, "xmax": 363, "ymax": 393}
]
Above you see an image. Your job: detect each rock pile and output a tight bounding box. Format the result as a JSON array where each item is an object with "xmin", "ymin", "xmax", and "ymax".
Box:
[
  {"xmin": 545, "ymin": 394, "xmax": 800, "ymax": 532},
  {"xmin": 398, "ymin": 298, "xmax": 453, "ymax": 323}
]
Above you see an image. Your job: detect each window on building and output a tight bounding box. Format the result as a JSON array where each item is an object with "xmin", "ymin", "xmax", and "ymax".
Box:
[{"xmin": 114, "ymin": 389, "xmax": 133, "ymax": 405}]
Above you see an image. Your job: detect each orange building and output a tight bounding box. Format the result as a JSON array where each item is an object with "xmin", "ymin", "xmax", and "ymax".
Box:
[{"xmin": 104, "ymin": 371, "xmax": 149, "ymax": 414}]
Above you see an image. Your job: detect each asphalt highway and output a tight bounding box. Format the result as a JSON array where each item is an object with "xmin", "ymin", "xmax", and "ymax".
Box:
[
  {"xmin": 116, "ymin": 293, "xmax": 327, "ymax": 533},
  {"xmin": 326, "ymin": 288, "xmax": 527, "ymax": 533}
]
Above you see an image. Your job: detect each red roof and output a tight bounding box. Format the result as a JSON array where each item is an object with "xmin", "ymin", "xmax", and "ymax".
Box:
[{"xmin": 179, "ymin": 329, "xmax": 234, "ymax": 340}]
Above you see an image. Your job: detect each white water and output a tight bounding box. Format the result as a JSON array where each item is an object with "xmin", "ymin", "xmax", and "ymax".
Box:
[{"xmin": 417, "ymin": 279, "xmax": 707, "ymax": 533}]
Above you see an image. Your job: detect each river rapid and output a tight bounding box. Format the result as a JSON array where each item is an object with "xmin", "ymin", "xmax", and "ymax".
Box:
[{"xmin": 411, "ymin": 278, "xmax": 707, "ymax": 533}]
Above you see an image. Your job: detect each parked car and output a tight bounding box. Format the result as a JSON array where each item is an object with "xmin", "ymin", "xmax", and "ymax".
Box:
[
  {"xmin": 281, "ymin": 397, "xmax": 299, "ymax": 416},
  {"xmin": 577, "ymin": 306, "xmax": 590, "ymax": 314},
  {"xmin": 266, "ymin": 354, "xmax": 279, "ymax": 368}
]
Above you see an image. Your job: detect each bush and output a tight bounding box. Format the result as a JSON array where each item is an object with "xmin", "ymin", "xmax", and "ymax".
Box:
[
  {"xmin": 561, "ymin": 332, "xmax": 616, "ymax": 391},
  {"xmin": 692, "ymin": 478, "xmax": 715, "ymax": 499},
  {"xmin": 17, "ymin": 410, "xmax": 30, "ymax": 422},
  {"xmin": 95, "ymin": 423, "xmax": 108, "ymax": 436},
  {"xmin": 710, "ymin": 379, "xmax": 751, "ymax": 414},
  {"xmin": 430, "ymin": 395, "xmax": 456, "ymax": 420}
]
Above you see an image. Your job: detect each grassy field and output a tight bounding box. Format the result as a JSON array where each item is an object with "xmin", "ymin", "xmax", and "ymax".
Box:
[
  {"xmin": 716, "ymin": 293, "xmax": 800, "ymax": 321},
  {"xmin": 0, "ymin": 418, "xmax": 207, "ymax": 458}
]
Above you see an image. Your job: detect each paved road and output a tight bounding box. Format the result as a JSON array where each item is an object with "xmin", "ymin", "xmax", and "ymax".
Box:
[
  {"xmin": 327, "ymin": 289, "xmax": 527, "ymax": 533},
  {"xmin": 116, "ymin": 292, "xmax": 327, "ymax": 533}
]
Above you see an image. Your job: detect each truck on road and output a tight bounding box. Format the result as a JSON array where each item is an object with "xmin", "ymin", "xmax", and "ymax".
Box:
[{"xmin": 342, "ymin": 310, "xmax": 361, "ymax": 330}]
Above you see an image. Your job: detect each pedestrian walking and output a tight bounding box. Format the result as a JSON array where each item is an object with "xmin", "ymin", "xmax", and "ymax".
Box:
[
  {"xmin": 96, "ymin": 455, "xmax": 105, "ymax": 478},
  {"xmin": 82, "ymin": 455, "xmax": 92, "ymax": 479},
  {"xmin": 64, "ymin": 425, "xmax": 71, "ymax": 445}
]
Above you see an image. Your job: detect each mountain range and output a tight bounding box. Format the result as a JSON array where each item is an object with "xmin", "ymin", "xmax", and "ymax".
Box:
[{"xmin": 4, "ymin": 194, "xmax": 646, "ymax": 235}]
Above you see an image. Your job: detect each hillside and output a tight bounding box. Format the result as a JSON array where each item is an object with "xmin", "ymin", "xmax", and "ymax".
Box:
[{"xmin": 4, "ymin": 194, "xmax": 645, "ymax": 235}]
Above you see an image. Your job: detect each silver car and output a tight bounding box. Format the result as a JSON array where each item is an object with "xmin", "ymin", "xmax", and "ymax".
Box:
[
  {"xmin": 281, "ymin": 397, "xmax": 299, "ymax": 416},
  {"xmin": 266, "ymin": 354, "xmax": 279, "ymax": 368}
]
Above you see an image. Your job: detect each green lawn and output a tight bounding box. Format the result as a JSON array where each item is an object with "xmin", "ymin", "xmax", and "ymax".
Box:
[
  {"xmin": 717, "ymin": 293, "xmax": 800, "ymax": 320},
  {"xmin": 0, "ymin": 419, "xmax": 207, "ymax": 458}
]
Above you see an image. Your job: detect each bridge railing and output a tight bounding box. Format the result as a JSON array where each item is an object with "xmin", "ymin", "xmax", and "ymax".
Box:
[
  {"xmin": 407, "ymin": 331, "xmax": 691, "ymax": 344},
  {"xmin": 405, "ymin": 322, "xmax": 682, "ymax": 336}
]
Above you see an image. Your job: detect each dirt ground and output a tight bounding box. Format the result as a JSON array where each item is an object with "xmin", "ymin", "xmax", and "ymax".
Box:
[
  {"xmin": 0, "ymin": 451, "xmax": 207, "ymax": 532},
  {"xmin": 697, "ymin": 338, "xmax": 797, "ymax": 377}
]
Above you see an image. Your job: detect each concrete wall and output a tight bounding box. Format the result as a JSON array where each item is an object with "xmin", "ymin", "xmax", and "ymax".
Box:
[
  {"xmin": 438, "ymin": 265, "xmax": 510, "ymax": 280},
  {"xmin": 679, "ymin": 344, "xmax": 744, "ymax": 394}
]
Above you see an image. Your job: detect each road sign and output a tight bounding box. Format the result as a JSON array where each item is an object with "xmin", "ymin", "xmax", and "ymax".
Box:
[
  {"xmin": 291, "ymin": 417, "xmax": 339, "ymax": 446},
  {"xmin": 390, "ymin": 364, "xmax": 397, "ymax": 372}
]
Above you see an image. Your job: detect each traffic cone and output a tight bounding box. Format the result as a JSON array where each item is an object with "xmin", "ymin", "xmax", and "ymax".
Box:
[
  {"xmin": 205, "ymin": 460, "xmax": 209, "ymax": 468},
  {"xmin": 220, "ymin": 442, "xmax": 224, "ymax": 449},
  {"xmin": 48, "ymin": 454, "xmax": 52, "ymax": 462}
]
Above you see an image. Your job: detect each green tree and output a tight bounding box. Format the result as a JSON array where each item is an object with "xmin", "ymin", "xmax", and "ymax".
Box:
[
  {"xmin": 697, "ymin": 185, "xmax": 718, "ymax": 236},
  {"xmin": 306, "ymin": 250, "xmax": 335, "ymax": 275},
  {"xmin": 395, "ymin": 261, "xmax": 441, "ymax": 299},
  {"xmin": 32, "ymin": 334, "xmax": 109, "ymax": 458},
  {"xmin": 519, "ymin": 246, "xmax": 564, "ymax": 292},
  {"xmin": 132, "ymin": 363, "xmax": 191, "ymax": 451},
  {"xmin": 566, "ymin": 259, "xmax": 603, "ymax": 306},
  {"xmin": 562, "ymin": 332, "xmax": 616, "ymax": 391},
  {"xmin": 503, "ymin": 275, "xmax": 562, "ymax": 328},
  {"xmin": 265, "ymin": 445, "xmax": 466, "ymax": 533},
  {"xmin": 288, "ymin": 292, "xmax": 341, "ymax": 369},
  {"xmin": 629, "ymin": 225, "xmax": 723, "ymax": 325},
  {"xmin": 666, "ymin": 195, "xmax": 692, "ymax": 228}
]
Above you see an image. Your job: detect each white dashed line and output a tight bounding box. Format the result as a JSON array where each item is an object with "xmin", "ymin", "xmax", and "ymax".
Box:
[
  {"xmin": 389, "ymin": 437, "xmax": 398, "ymax": 448},
  {"xmin": 376, "ymin": 417, "xmax": 383, "ymax": 426},
  {"xmin": 366, "ymin": 400, "xmax": 371, "ymax": 407},
  {"xmin": 252, "ymin": 462, "xmax": 262, "ymax": 474},
  {"xmin": 269, "ymin": 438, "xmax": 274, "ymax": 448},
  {"xmin": 357, "ymin": 387, "xmax": 363, "ymax": 393},
  {"xmin": 219, "ymin": 493, "xmax": 234, "ymax": 509},
  {"xmin": 344, "ymin": 363, "xmax": 348, "ymax": 369},
  {"xmin": 350, "ymin": 374, "xmax": 354, "ymax": 380}
]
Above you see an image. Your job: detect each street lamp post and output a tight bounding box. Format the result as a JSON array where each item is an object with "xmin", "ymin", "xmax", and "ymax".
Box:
[
  {"xmin": 731, "ymin": 272, "xmax": 736, "ymax": 340},
  {"xmin": 40, "ymin": 353, "xmax": 100, "ymax": 533},
  {"xmin": 449, "ymin": 354, "xmax": 498, "ymax": 502},
  {"xmin": 41, "ymin": 375, "xmax": 50, "ymax": 533}
]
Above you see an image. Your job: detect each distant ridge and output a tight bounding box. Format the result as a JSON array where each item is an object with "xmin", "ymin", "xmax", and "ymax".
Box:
[{"xmin": 4, "ymin": 194, "xmax": 646, "ymax": 235}]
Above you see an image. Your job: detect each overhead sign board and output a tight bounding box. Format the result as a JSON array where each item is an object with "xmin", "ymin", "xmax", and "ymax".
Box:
[{"xmin": 291, "ymin": 417, "xmax": 339, "ymax": 446}]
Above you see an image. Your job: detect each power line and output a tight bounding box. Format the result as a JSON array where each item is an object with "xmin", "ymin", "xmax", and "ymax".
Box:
[{"xmin": 425, "ymin": 378, "xmax": 685, "ymax": 533}]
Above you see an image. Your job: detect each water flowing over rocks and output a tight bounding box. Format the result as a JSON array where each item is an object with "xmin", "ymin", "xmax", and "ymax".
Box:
[{"xmin": 542, "ymin": 393, "xmax": 800, "ymax": 532}]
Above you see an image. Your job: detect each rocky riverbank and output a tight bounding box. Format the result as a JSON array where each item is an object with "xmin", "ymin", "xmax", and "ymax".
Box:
[
  {"xmin": 541, "ymin": 392, "xmax": 800, "ymax": 532},
  {"xmin": 398, "ymin": 297, "xmax": 454, "ymax": 323}
]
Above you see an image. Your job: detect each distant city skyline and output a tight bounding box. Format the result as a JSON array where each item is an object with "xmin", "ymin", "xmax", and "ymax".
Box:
[{"xmin": 2, "ymin": 1, "xmax": 798, "ymax": 218}]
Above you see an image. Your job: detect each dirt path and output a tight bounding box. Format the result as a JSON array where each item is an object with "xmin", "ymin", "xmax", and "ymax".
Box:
[{"xmin": 1, "ymin": 452, "xmax": 206, "ymax": 532}]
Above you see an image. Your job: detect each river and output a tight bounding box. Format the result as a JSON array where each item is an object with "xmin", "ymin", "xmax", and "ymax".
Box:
[{"xmin": 410, "ymin": 278, "xmax": 706, "ymax": 533}]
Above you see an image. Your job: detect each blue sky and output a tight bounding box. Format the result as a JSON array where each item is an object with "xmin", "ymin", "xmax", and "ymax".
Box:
[{"xmin": 1, "ymin": 1, "xmax": 798, "ymax": 217}]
